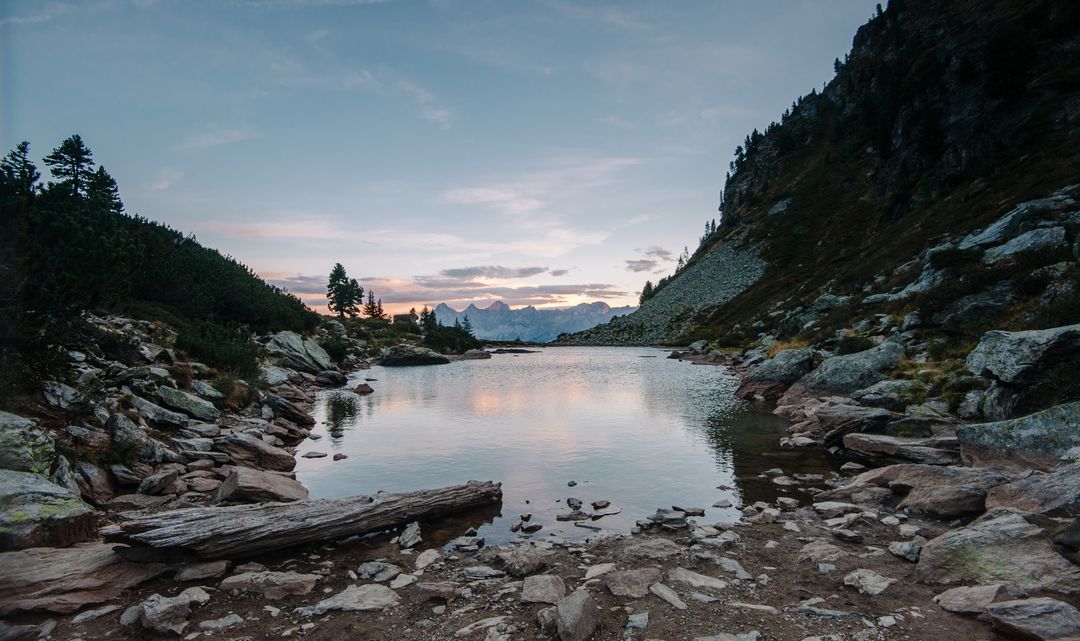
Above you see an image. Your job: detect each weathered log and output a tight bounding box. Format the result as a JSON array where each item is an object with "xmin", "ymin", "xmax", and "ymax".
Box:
[{"xmin": 107, "ymin": 480, "xmax": 502, "ymax": 559}]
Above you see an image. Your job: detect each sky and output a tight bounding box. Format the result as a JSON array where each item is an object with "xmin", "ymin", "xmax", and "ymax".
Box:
[{"xmin": 2, "ymin": 0, "xmax": 878, "ymax": 314}]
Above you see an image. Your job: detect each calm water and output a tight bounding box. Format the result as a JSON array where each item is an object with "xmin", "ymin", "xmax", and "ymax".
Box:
[{"xmin": 294, "ymin": 346, "xmax": 836, "ymax": 544}]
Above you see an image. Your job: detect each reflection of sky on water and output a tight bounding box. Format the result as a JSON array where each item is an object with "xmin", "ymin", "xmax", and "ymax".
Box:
[{"xmin": 295, "ymin": 346, "xmax": 836, "ymax": 543}]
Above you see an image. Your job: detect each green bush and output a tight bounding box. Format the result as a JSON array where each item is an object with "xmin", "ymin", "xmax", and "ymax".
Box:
[
  {"xmin": 423, "ymin": 325, "xmax": 481, "ymax": 355},
  {"xmin": 176, "ymin": 322, "xmax": 259, "ymax": 379},
  {"xmin": 319, "ymin": 336, "xmax": 349, "ymax": 364}
]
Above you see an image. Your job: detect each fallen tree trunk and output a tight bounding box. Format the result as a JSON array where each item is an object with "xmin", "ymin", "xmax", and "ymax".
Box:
[{"xmin": 107, "ymin": 480, "xmax": 502, "ymax": 559}]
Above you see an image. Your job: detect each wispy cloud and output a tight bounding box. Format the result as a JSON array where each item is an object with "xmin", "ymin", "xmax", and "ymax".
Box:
[
  {"xmin": 440, "ymin": 265, "xmax": 548, "ymax": 280},
  {"xmin": 180, "ymin": 128, "xmax": 258, "ymax": 149},
  {"xmin": 625, "ymin": 259, "xmax": 657, "ymax": 272},
  {"xmin": 643, "ymin": 246, "xmax": 673, "ymax": 260},
  {"xmin": 239, "ymin": 0, "xmax": 388, "ymax": 7},
  {"xmin": 549, "ymin": 269, "xmax": 570, "ymax": 277},
  {"xmin": 148, "ymin": 168, "xmax": 184, "ymax": 191}
]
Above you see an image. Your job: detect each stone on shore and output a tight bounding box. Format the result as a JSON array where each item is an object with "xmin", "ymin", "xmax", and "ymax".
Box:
[
  {"xmin": 300, "ymin": 584, "xmax": 399, "ymax": 615},
  {"xmin": 986, "ymin": 597, "xmax": 1080, "ymax": 641},
  {"xmin": 157, "ymin": 387, "xmax": 220, "ymax": 422},
  {"xmin": 605, "ymin": 567, "xmax": 662, "ymax": 598},
  {"xmin": 0, "ymin": 542, "xmax": 166, "ymax": 615},
  {"xmin": 843, "ymin": 569, "xmax": 897, "ymax": 595},
  {"xmin": 815, "ymin": 464, "xmax": 1010, "ymax": 519},
  {"xmin": 219, "ymin": 571, "xmax": 320, "ymax": 599},
  {"xmin": 0, "ymin": 469, "xmax": 96, "ymax": 550},
  {"xmin": 734, "ymin": 348, "xmax": 814, "ymax": 402},
  {"xmin": 265, "ymin": 331, "xmax": 335, "ymax": 374},
  {"xmin": 785, "ymin": 342, "xmax": 905, "ymax": 396},
  {"xmin": 932, "ymin": 584, "xmax": 1011, "ymax": 614},
  {"xmin": 985, "ymin": 462, "xmax": 1080, "ymax": 516},
  {"xmin": 555, "ymin": 590, "xmax": 599, "ymax": 641},
  {"xmin": 0, "ymin": 412, "xmax": 54, "ymax": 475},
  {"xmin": 842, "ymin": 433, "xmax": 960, "ymax": 466},
  {"xmin": 379, "ymin": 344, "xmax": 450, "ymax": 367},
  {"xmin": 916, "ymin": 508, "xmax": 1080, "ymax": 594},
  {"xmin": 521, "ymin": 575, "xmax": 567, "ymax": 604},
  {"xmin": 956, "ymin": 402, "xmax": 1080, "ymax": 471},
  {"xmin": 668, "ymin": 567, "xmax": 727, "ymax": 591},
  {"xmin": 215, "ymin": 433, "xmax": 296, "ymax": 472}
]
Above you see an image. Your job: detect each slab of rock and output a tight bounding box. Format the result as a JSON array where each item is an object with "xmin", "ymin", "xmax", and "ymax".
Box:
[
  {"xmin": 398, "ymin": 521, "xmax": 422, "ymax": 548},
  {"xmin": 815, "ymin": 464, "xmax": 1010, "ymax": 519},
  {"xmin": 983, "ymin": 226, "xmax": 1068, "ymax": 265},
  {"xmin": 158, "ymin": 387, "xmax": 220, "ymax": 422},
  {"xmin": 787, "ymin": 342, "xmax": 905, "ymax": 396},
  {"xmin": 957, "ymin": 402, "xmax": 1080, "ymax": 471},
  {"xmin": 843, "ymin": 569, "xmax": 897, "ymax": 595},
  {"xmin": 265, "ymin": 331, "xmax": 335, "ymax": 374},
  {"xmin": 199, "ymin": 613, "xmax": 244, "ymax": 631},
  {"xmin": 958, "ymin": 193, "xmax": 1075, "ymax": 250},
  {"xmin": 583, "ymin": 563, "xmax": 614, "ymax": 580},
  {"xmin": 851, "ymin": 379, "xmax": 924, "ymax": 411},
  {"xmin": 126, "ymin": 593, "xmax": 192, "ymax": 635},
  {"xmin": 389, "ymin": 574, "xmax": 417, "ymax": 590},
  {"xmin": 0, "ymin": 542, "xmax": 166, "ymax": 615},
  {"xmin": 625, "ymin": 537, "xmax": 682, "ymax": 559},
  {"xmin": 797, "ymin": 541, "xmax": 846, "ymax": 564},
  {"xmin": 668, "ymin": 567, "xmax": 727, "ymax": 591},
  {"xmin": 413, "ymin": 582, "xmax": 458, "ymax": 602},
  {"xmin": 933, "ymin": 584, "xmax": 1011, "ymax": 614},
  {"xmin": 985, "ymin": 462, "xmax": 1080, "ymax": 516},
  {"xmin": 415, "ymin": 548, "xmax": 442, "ymax": 570},
  {"xmin": 605, "ymin": 567, "xmax": 662, "ymax": 598},
  {"xmin": 521, "ymin": 574, "xmax": 567, "ymax": 604},
  {"xmin": 916, "ymin": 508, "xmax": 1080, "ymax": 594},
  {"xmin": 888, "ymin": 540, "xmax": 921, "ymax": 563},
  {"xmin": 842, "ymin": 433, "xmax": 960, "ymax": 466},
  {"xmin": 176, "ymin": 560, "xmax": 229, "ymax": 581},
  {"xmin": 0, "ymin": 412, "xmax": 54, "ymax": 475},
  {"xmin": 301, "ymin": 584, "xmax": 400, "ymax": 614},
  {"xmin": 357, "ymin": 561, "xmax": 402, "ymax": 582},
  {"xmin": 650, "ymin": 582, "xmax": 687, "ymax": 609},
  {"xmin": 107, "ymin": 414, "xmax": 168, "ymax": 464},
  {"xmin": 735, "ymin": 348, "xmax": 814, "ymax": 402},
  {"xmin": 0, "ymin": 469, "xmax": 96, "ymax": 550},
  {"xmin": 132, "ymin": 396, "xmax": 189, "ymax": 429},
  {"xmin": 379, "ymin": 344, "xmax": 450, "ymax": 367},
  {"xmin": 495, "ymin": 547, "xmax": 549, "ymax": 577},
  {"xmin": 986, "ymin": 597, "xmax": 1080, "ymax": 641},
  {"xmin": 219, "ymin": 571, "xmax": 319, "ymax": 599},
  {"xmin": 463, "ymin": 565, "xmax": 505, "ymax": 580},
  {"xmin": 555, "ymin": 590, "xmax": 598, "ymax": 641},
  {"xmin": 212, "ymin": 466, "xmax": 309, "ymax": 504},
  {"xmin": 74, "ymin": 460, "xmax": 116, "ymax": 504},
  {"xmin": 215, "ymin": 433, "xmax": 296, "ymax": 472}
]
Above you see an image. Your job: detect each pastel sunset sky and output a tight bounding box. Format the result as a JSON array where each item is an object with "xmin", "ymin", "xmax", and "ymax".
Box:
[{"xmin": 3, "ymin": 0, "xmax": 876, "ymax": 313}]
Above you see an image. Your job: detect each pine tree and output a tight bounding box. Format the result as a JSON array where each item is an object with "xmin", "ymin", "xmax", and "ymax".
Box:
[
  {"xmin": 640, "ymin": 280, "xmax": 654, "ymax": 304},
  {"xmin": 327, "ymin": 263, "xmax": 361, "ymax": 317},
  {"xmin": 461, "ymin": 314, "xmax": 473, "ymax": 335},
  {"xmin": 363, "ymin": 290, "xmax": 380, "ymax": 318},
  {"xmin": 375, "ymin": 298, "xmax": 385, "ymax": 319},
  {"xmin": 421, "ymin": 305, "xmax": 438, "ymax": 333},
  {"xmin": 43, "ymin": 134, "xmax": 94, "ymax": 197},
  {"xmin": 86, "ymin": 165, "xmax": 124, "ymax": 213},
  {"xmin": 1, "ymin": 141, "xmax": 40, "ymax": 197}
]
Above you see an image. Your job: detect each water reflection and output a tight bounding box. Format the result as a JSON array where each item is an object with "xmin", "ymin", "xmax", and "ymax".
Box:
[{"xmin": 295, "ymin": 346, "xmax": 837, "ymax": 543}]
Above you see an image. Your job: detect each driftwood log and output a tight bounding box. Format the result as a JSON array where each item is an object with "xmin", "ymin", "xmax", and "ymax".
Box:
[{"xmin": 107, "ymin": 480, "xmax": 502, "ymax": 559}]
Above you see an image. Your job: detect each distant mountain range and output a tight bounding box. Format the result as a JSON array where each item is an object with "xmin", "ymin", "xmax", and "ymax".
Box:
[{"xmin": 434, "ymin": 301, "xmax": 637, "ymax": 343}]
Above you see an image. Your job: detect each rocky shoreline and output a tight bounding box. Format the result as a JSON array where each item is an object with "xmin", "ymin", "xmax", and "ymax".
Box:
[{"xmin": 1, "ymin": 316, "xmax": 1078, "ymax": 641}]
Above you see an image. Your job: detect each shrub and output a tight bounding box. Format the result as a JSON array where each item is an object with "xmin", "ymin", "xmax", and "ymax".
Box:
[
  {"xmin": 176, "ymin": 322, "xmax": 259, "ymax": 379},
  {"xmin": 834, "ymin": 335, "xmax": 877, "ymax": 355},
  {"xmin": 319, "ymin": 336, "xmax": 349, "ymax": 364}
]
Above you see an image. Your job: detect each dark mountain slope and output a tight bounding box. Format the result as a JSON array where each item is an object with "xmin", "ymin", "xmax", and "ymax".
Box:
[{"xmin": 563, "ymin": 0, "xmax": 1080, "ymax": 346}]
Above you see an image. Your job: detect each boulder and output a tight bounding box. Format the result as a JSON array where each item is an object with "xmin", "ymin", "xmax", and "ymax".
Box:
[
  {"xmin": 916, "ymin": 508, "xmax": 1080, "ymax": 594},
  {"xmin": 842, "ymin": 433, "xmax": 960, "ymax": 466},
  {"xmin": 815, "ymin": 464, "xmax": 1009, "ymax": 519},
  {"xmin": 985, "ymin": 463, "xmax": 1080, "ymax": 516},
  {"xmin": 264, "ymin": 331, "xmax": 335, "ymax": 374},
  {"xmin": 0, "ymin": 469, "xmax": 96, "ymax": 550},
  {"xmin": 460, "ymin": 349, "xmax": 492, "ymax": 360},
  {"xmin": 782, "ymin": 342, "xmax": 905, "ymax": 399},
  {"xmin": 219, "ymin": 571, "xmax": 319, "ymax": 599},
  {"xmin": 157, "ymin": 387, "xmax": 220, "ymax": 422},
  {"xmin": 967, "ymin": 324, "xmax": 1080, "ymax": 384},
  {"xmin": 212, "ymin": 466, "xmax": 309, "ymax": 504},
  {"xmin": 315, "ymin": 370, "xmax": 347, "ymax": 387},
  {"xmin": 555, "ymin": 590, "xmax": 599, "ymax": 641},
  {"xmin": 215, "ymin": 433, "xmax": 296, "ymax": 471},
  {"xmin": 986, "ymin": 598, "xmax": 1080, "ymax": 641},
  {"xmin": 107, "ymin": 414, "xmax": 169, "ymax": 464},
  {"xmin": 933, "ymin": 584, "xmax": 1011, "ymax": 615},
  {"xmin": 354, "ymin": 383, "xmax": 375, "ymax": 395},
  {"xmin": 957, "ymin": 402, "xmax": 1080, "ymax": 471},
  {"xmin": 132, "ymin": 396, "xmax": 189, "ymax": 429},
  {"xmin": 495, "ymin": 547, "xmax": 550, "ymax": 577},
  {"xmin": 0, "ymin": 542, "xmax": 166, "ymax": 615},
  {"xmin": 982, "ymin": 226, "xmax": 1068, "ymax": 265},
  {"xmin": 932, "ymin": 282, "xmax": 1021, "ymax": 332},
  {"xmin": 74, "ymin": 460, "xmax": 116, "ymax": 504},
  {"xmin": 850, "ymin": 379, "xmax": 923, "ymax": 411},
  {"xmin": 379, "ymin": 344, "xmax": 450, "ymax": 367},
  {"xmin": 261, "ymin": 365, "xmax": 299, "ymax": 386},
  {"xmin": 521, "ymin": 574, "xmax": 567, "ymax": 604},
  {"xmin": 192, "ymin": 380, "xmax": 225, "ymax": 400},
  {"xmin": 262, "ymin": 393, "xmax": 316, "ymax": 426},
  {"xmin": 42, "ymin": 381, "xmax": 81, "ymax": 409},
  {"xmin": 843, "ymin": 569, "xmax": 897, "ymax": 595},
  {"xmin": 126, "ymin": 593, "xmax": 191, "ymax": 635},
  {"xmin": 957, "ymin": 193, "xmax": 1076, "ymax": 250},
  {"xmin": 412, "ymin": 582, "xmax": 457, "ymax": 603},
  {"xmin": 0, "ymin": 412, "xmax": 54, "ymax": 475},
  {"xmin": 300, "ymin": 584, "xmax": 399, "ymax": 615},
  {"xmin": 735, "ymin": 348, "xmax": 814, "ymax": 402},
  {"xmin": 605, "ymin": 567, "xmax": 662, "ymax": 598}
]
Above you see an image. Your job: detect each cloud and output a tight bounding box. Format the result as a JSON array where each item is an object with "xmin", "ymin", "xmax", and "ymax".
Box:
[
  {"xmin": 180, "ymin": 128, "xmax": 258, "ymax": 149},
  {"xmin": 549, "ymin": 269, "xmax": 569, "ymax": 277},
  {"xmin": 239, "ymin": 0, "xmax": 388, "ymax": 7},
  {"xmin": 422, "ymin": 107, "xmax": 452, "ymax": 128},
  {"xmin": 266, "ymin": 273, "xmax": 328, "ymax": 292},
  {"xmin": 440, "ymin": 187, "xmax": 543, "ymax": 216},
  {"xmin": 202, "ymin": 218, "xmax": 343, "ymax": 240},
  {"xmin": 148, "ymin": 168, "xmax": 183, "ymax": 191},
  {"xmin": 625, "ymin": 259, "xmax": 658, "ymax": 272},
  {"xmin": 439, "ymin": 265, "xmax": 548, "ymax": 280},
  {"xmin": 643, "ymin": 246, "xmax": 673, "ymax": 260}
]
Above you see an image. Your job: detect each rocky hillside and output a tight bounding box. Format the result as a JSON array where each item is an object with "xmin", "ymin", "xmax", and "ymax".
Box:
[
  {"xmin": 435, "ymin": 301, "xmax": 636, "ymax": 343},
  {"xmin": 562, "ymin": 0, "xmax": 1080, "ymax": 347}
]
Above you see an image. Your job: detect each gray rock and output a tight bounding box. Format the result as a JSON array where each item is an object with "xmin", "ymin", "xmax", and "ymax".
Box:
[
  {"xmin": 192, "ymin": 380, "xmax": 225, "ymax": 400},
  {"xmin": 667, "ymin": 567, "xmax": 727, "ymax": 591},
  {"xmin": 605, "ymin": 567, "xmax": 662, "ymax": 598},
  {"xmin": 521, "ymin": 574, "xmax": 567, "ymax": 604},
  {"xmin": 300, "ymin": 584, "xmax": 399, "ymax": 615},
  {"xmin": 357, "ymin": 562, "xmax": 402, "ymax": 582},
  {"xmin": 888, "ymin": 540, "xmax": 921, "ymax": 563},
  {"xmin": 378, "ymin": 344, "xmax": 450, "ymax": 367},
  {"xmin": 967, "ymin": 324, "xmax": 1080, "ymax": 384},
  {"xmin": 264, "ymin": 331, "xmax": 335, "ymax": 374},
  {"xmin": 850, "ymin": 379, "xmax": 923, "ymax": 411},
  {"xmin": 649, "ymin": 582, "xmax": 687, "ymax": 609},
  {"xmin": 933, "ymin": 584, "xmax": 1010, "ymax": 614},
  {"xmin": 107, "ymin": 414, "xmax": 169, "ymax": 464},
  {"xmin": 495, "ymin": 547, "xmax": 549, "ymax": 577},
  {"xmin": 414, "ymin": 548, "xmax": 442, "ymax": 570},
  {"xmin": 735, "ymin": 348, "xmax": 814, "ymax": 402},
  {"xmin": 212, "ymin": 466, "xmax": 308, "ymax": 504},
  {"xmin": 215, "ymin": 433, "xmax": 296, "ymax": 472},
  {"xmin": 49, "ymin": 456, "xmax": 79, "ymax": 493},
  {"xmin": 932, "ymin": 282, "xmax": 1021, "ymax": 331},
  {"xmin": 130, "ymin": 593, "xmax": 192, "ymax": 635},
  {"xmin": 842, "ymin": 433, "xmax": 960, "ymax": 466},
  {"xmin": 843, "ymin": 569, "xmax": 897, "ymax": 595},
  {"xmin": 219, "ymin": 571, "xmax": 319, "ymax": 599},
  {"xmin": 157, "ymin": 387, "xmax": 220, "ymax": 422},
  {"xmin": 260, "ymin": 365, "xmax": 298, "ymax": 386},
  {"xmin": 789, "ymin": 342, "xmax": 905, "ymax": 395},
  {"xmin": 555, "ymin": 590, "xmax": 599, "ymax": 641},
  {"xmin": 70, "ymin": 604, "xmax": 122, "ymax": 624},
  {"xmin": 957, "ymin": 402, "xmax": 1080, "ymax": 471},
  {"xmin": 985, "ymin": 462, "xmax": 1080, "ymax": 516},
  {"xmin": 463, "ymin": 565, "xmax": 505, "ymax": 580},
  {"xmin": 958, "ymin": 193, "xmax": 1075, "ymax": 250},
  {"xmin": 74, "ymin": 460, "xmax": 115, "ymax": 504},
  {"xmin": 0, "ymin": 412, "xmax": 54, "ymax": 475},
  {"xmin": 199, "ymin": 613, "xmax": 244, "ymax": 631},
  {"xmin": 815, "ymin": 464, "xmax": 1010, "ymax": 519},
  {"xmin": 983, "ymin": 226, "xmax": 1068, "ymax": 265},
  {"xmin": 398, "ymin": 521, "xmax": 422, "ymax": 548},
  {"xmin": 176, "ymin": 560, "xmax": 229, "ymax": 581},
  {"xmin": 986, "ymin": 597, "xmax": 1080, "ymax": 641},
  {"xmin": 132, "ymin": 396, "xmax": 189, "ymax": 428},
  {"xmin": 625, "ymin": 538, "xmax": 682, "ymax": 559},
  {"xmin": 42, "ymin": 382, "xmax": 81, "ymax": 410},
  {"xmin": 137, "ymin": 468, "xmax": 180, "ymax": 495},
  {"xmin": 0, "ymin": 469, "xmax": 96, "ymax": 550},
  {"xmin": 916, "ymin": 508, "xmax": 1080, "ymax": 594}
]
